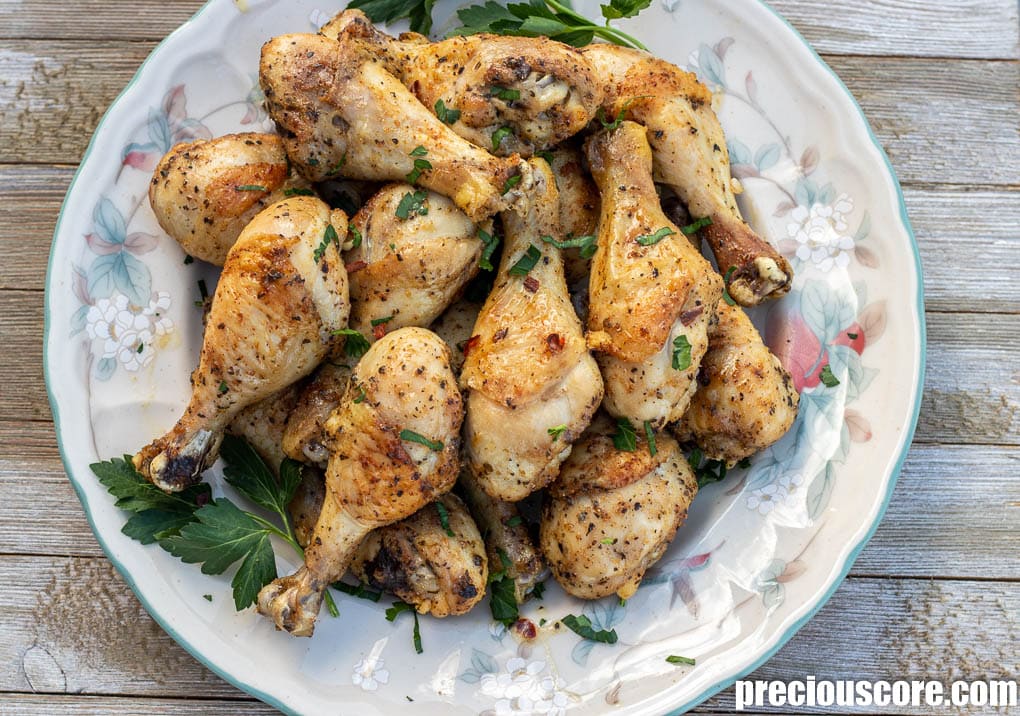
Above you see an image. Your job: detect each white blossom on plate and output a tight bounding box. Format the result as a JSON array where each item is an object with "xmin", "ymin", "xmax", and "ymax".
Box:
[
  {"xmin": 351, "ymin": 655, "xmax": 390, "ymax": 692},
  {"xmin": 479, "ymin": 657, "xmax": 569, "ymax": 715},
  {"xmin": 786, "ymin": 194, "xmax": 855, "ymax": 272},
  {"xmin": 86, "ymin": 291, "xmax": 173, "ymax": 371}
]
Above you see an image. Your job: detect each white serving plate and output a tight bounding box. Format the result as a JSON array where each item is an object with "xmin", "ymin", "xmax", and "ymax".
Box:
[{"xmin": 44, "ymin": 1, "xmax": 925, "ymax": 713}]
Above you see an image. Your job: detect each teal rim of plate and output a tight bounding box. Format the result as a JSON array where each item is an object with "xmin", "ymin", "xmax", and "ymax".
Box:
[{"xmin": 42, "ymin": 1, "xmax": 927, "ymax": 714}]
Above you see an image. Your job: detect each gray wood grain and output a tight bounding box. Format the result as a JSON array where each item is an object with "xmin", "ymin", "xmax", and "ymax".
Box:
[
  {"xmin": 0, "ymin": 695, "xmax": 275, "ymax": 716},
  {"xmin": 1, "ymin": 0, "xmax": 1017, "ymax": 60},
  {"xmin": 1, "ymin": 44, "xmax": 1017, "ymax": 188}
]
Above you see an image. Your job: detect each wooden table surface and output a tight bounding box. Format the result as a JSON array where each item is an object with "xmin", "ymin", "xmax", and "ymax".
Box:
[{"xmin": 1, "ymin": 1, "xmax": 1017, "ymax": 714}]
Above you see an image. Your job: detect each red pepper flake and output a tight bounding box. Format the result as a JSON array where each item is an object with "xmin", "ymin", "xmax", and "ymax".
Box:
[
  {"xmin": 512, "ymin": 618, "xmax": 537, "ymax": 641},
  {"xmin": 679, "ymin": 306, "xmax": 704, "ymax": 326},
  {"xmin": 346, "ymin": 260, "xmax": 368, "ymax": 274},
  {"xmin": 493, "ymin": 327, "xmax": 509, "ymax": 342},
  {"xmin": 523, "ymin": 276, "xmax": 540, "ymax": 293},
  {"xmin": 546, "ymin": 333, "xmax": 565, "ymax": 353},
  {"xmin": 462, "ymin": 334, "xmax": 481, "ymax": 357},
  {"xmin": 373, "ymin": 323, "xmax": 388, "ymax": 340}
]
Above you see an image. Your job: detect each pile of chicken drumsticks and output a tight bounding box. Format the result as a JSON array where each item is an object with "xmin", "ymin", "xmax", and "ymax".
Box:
[{"xmin": 132, "ymin": 9, "xmax": 799, "ymax": 637}]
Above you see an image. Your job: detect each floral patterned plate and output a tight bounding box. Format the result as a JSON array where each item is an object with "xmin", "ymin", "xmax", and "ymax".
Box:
[{"xmin": 44, "ymin": 0, "xmax": 925, "ymax": 713}]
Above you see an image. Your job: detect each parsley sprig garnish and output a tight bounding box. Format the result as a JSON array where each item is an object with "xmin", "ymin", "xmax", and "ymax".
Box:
[
  {"xmin": 561, "ymin": 614, "xmax": 618, "ymax": 643},
  {"xmin": 487, "ymin": 549, "xmax": 519, "ymax": 627},
  {"xmin": 386, "ymin": 600, "xmax": 424, "ymax": 653}
]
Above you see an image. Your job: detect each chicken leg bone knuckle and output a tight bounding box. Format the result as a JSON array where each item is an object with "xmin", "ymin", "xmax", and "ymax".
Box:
[
  {"xmin": 149, "ymin": 132, "xmax": 313, "ymax": 265},
  {"xmin": 582, "ymin": 44, "xmax": 792, "ymax": 306},
  {"xmin": 321, "ymin": 9, "xmax": 604, "ymax": 157},
  {"xmin": 673, "ymin": 299, "xmax": 800, "ymax": 465},
  {"xmin": 458, "ymin": 470, "xmax": 546, "ymax": 604},
  {"xmin": 259, "ymin": 32, "xmax": 534, "ymax": 223},
  {"xmin": 350, "ymin": 493, "xmax": 488, "ymax": 617},
  {"xmin": 257, "ymin": 327, "xmax": 463, "ymax": 635},
  {"xmin": 346, "ymin": 183, "xmax": 482, "ymax": 335},
  {"xmin": 461, "ymin": 158, "xmax": 603, "ymax": 501},
  {"xmin": 282, "ymin": 361, "xmax": 353, "ymax": 468},
  {"xmin": 584, "ymin": 121, "xmax": 722, "ymax": 428},
  {"xmin": 541, "ymin": 415, "xmax": 698, "ymax": 600},
  {"xmin": 132, "ymin": 197, "xmax": 350, "ymax": 492}
]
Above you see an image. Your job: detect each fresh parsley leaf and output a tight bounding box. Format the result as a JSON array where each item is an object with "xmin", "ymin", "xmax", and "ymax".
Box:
[
  {"xmin": 643, "ymin": 420, "xmax": 657, "ymax": 456},
  {"xmin": 353, "ymin": 383, "xmax": 368, "ymax": 404},
  {"xmin": 400, "ymin": 429, "xmax": 444, "ymax": 451},
  {"xmin": 687, "ymin": 448, "xmax": 730, "ymax": 488},
  {"xmin": 348, "ymin": 223, "xmax": 363, "ymax": 249},
  {"xmin": 722, "ymin": 266, "xmax": 737, "ymax": 306},
  {"xmin": 672, "ymin": 334, "xmax": 692, "ymax": 371},
  {"xmin": 203, "ymin": 594, "xmax": 213, "ymax": 602},
  {"xmin": 410, "ymin": 145, "xmax": 428, "ymax": 157},
  {"xmin": 666, "ymin": 655, "xmax": 696, "ymax": 665},
  {"xmin": 612, "ymin": 417, "xmax": 637, "ymax": 452},
  {"xmin": 283, "ymin": 187, "xmax": 316, "ymax": 197},
  {"xmin": 536, "ymin": 150, "xmax": 555, "ymax": 164},
  {"xmin": 435, "ymin": 501, "xmax": 455, "ymax": 537},
  {"xmin": 91, "ymin": 456, "xmax": 210, "ymax": 516},
  {"xmin": 680, "ymin": 216, "xmax": 712, "ymax": 235},
  {"xmin": 530, "ymin": 581, "xmax": 545, "ymax": 600},
  {"xmin": 386, "ymin": 600, "xmax": 424, "ymax": 653},
  {"xmin": 488, "ymin": 572, "xmax": 519, "ymax": 626},
  {"xmin": 491, "ymin": 125, "xmax": 514, "ymax": 151},
  {"xmin": 395, "ymin": 190, "xmax": 429, "ymax": 220},
  {"xmin": 235, "ymin": 184, "xmax": 268, "ymax": 192},
  {"xmin": 491, "ymin": 86, "xmax": 521, "ymax": 101},
  {"xmin": 333, "ymin": 580, "xmax": 383, "ymax": 602},
  {"xmin": 502, "ymin": 174, "xmax": 522, "ymax": 195},
  {"xmin": 434, "ymin": 99, "xmax": 461, "ymax": 124},
  {"xmin": 600, "ymin": 537, "xmax": 617, "ymax": 545},
  {"xmin": 220, "ymin": 435, "xmax": 302, "ymax": 518},
  {"xmin": 313, "ymin": 224, "xmax": 340, "ymax": 262},
  {"xmin": 121, "ymin": 509, "xmax": 199, "ymax": 545},
  {"xmin": 371, "ymin": 315, "xmax": 394, "ymax": 327},
  {"xmin": 541, "ymin": 233, "xmax": 597, "ymax": 259},
  {"xmin": 218, "ymin": 380, "xmax": 229, "ymax": 395},
  {"xmin": 350, "ymin": 0, "xmax": 437, "ymax": 34},
  {"xmin": 547, "ymin": 424, "xmax": 568, "ymax": 439},
  {"xmin": 508, "ymin": 244, "xmax": 541, "ymax": 277},
  {"xmin": 601, "ymin": 0, "xmax": 652, "ymax": 21},
  {"xmin": 478, "ymin": 228, "xmax": 500, "ymax": 271},
  {"xmin": 561, "ymin": 614, "xmax": 618, "ymax": 644},
  {"xmin": 636, "ymin": 226, "xmax": 676, "ymax": 246},
  {"xmin": 405, "ymin": 146, "xmax": 432, "ymax": 184},
  {"xmin": 332, "ymin": 328, "xmax": 371, "ymax": 358},
  {"xmin": 820, "ymin": 364, "xmax": 840, "ymax": 387},
  {"xmin": 504, "ymin": 515, "xmax": 523, "ymax": 527},
  {"xmin": 160, "ymin": 498, "xmax": 278, "ymax": 610}
]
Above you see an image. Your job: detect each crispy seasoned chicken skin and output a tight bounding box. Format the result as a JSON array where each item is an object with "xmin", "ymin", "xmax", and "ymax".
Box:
[
  {"xmin": 461, "ymin": 159, "xmax": 603, "ymax": 501},
  {"xmin": 458, "ymin": 470, "xmax": 545, "ymax": 604},
  {"xmin": 673, "ymin": 299, "xmax": 799, "ymax": 465},
  {"xmin": 346, "ymin": 183, "xmax": 482, "ymax": 335},
  {"xmin": 547, "ymin": 144, "xmax": 599, "ymax": 291},
  {"xmin": 282, "ymin": 361, "xmax": 352, "ymax": 468},
  {"xmin": 585, "ymin": 122, "xmax": 722, "ymax": 428},
  {"xmin": 351, "ymin": 493, "xmax": 487, "ymax": 617},
  {"xmin": 429, "ymin": 296, "xmax": 484, "ymax": 377},
  {"xmin": 257, "ymin": 327, "xmax": 463, "ymax": 636},
  {"xmin": 541, "ymin": 415, "xmax": 698, "ymax": 600},
  {"xmin": 582, "ymin": 44, "xmax": 792, "ymax": 306},
  {"xmin": 321, "ymin": 10, "xmax": 602, "ymax": 157},
  {"xmin": 259, "ymin": 32, "xmax": 533, "ymax": 223},
  {"xmin": 148, "ymin": 133, "xmax": 313, "ymax": 265},
  {"xmin": 133, "ymin": 197, "xmax": 350, "ymax": 492}
]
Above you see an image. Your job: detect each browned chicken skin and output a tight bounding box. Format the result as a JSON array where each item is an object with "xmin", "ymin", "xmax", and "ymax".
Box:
[
  {"xmin": 257, "ymin": 327, "xmax": 463, "ymax": 636},
  {"xmin": 148, "ymin": 133, "xmax": 313, "ymax": 265},
  {"xmin": 582, "ymin": 44, "xmax": 792, "ymax": 306},
  {"xmin": 259, "ymin": 32, "xmax": 533, "ymax": 223},
  {"xmin": 541, "ymin": 414, "xmax": 698, "ymax": 600},
  {"xmin": 585, "ymin": 121, "xmax": 722, "ymax": 428},
  {"xmin": 673, "ymin": 299, "xmax": 799, "ymax": 465},
  {"xmin": 461, "ymin": 159, "xmax": 603, "ymax": 501},
  {"xmin": 321, "ymin": 10, "xmax": 603, "ymax": 157},
  {"xmin": 132, "ymin": 197, "xmax": 350, "ymax": 492}
]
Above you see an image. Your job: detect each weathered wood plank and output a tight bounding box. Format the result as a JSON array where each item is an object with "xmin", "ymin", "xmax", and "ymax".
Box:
[
  {"xmin": 1, "ymin": 42, "xmax": 1018, "ymax": 188},
  {"xmin": 0, "ymin": 695, "xmax": 273, "ymax": 715},
  {"xmin": 702, "ymin": 577, "xmax": 1019, "ymax": 714},
  {"xmin": 1, "ymin": 0, "xmax": 1017, "ymax": 61},
  {"xmin": 0, "ymin": 292, "xmax": 47, "ymax": 421},
  {"xmin": 1, "ymin": 554, "xmax": 1014, "ymax": 711},
  {"xmin": 9, "ymin": 161, "xmax": 1020, "ymax": 312}
]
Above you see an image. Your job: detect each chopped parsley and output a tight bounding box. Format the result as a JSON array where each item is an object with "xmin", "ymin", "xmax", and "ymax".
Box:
[
  {"xmin": 217, "ymin": 381, "xmax": 229, "ymax": 395},
  {"xmin": 820, "ymin": 364, "xmax": 840, "ymax": 387},
  {"xmin": 561, "ymin": 614, "xmax": 618, "ymax": 644},
  {"xmin": 504, "ymin": 515, "xmax": 523, "ymax": 527},
  {"xmin": 399, "ymin": 429, "xmax": 444, "ymax": 451},
  {"xmin": 541, "ymin": 233, "xmax": 597, "ymax": 259},
  {"xmin": 687, "ymin": 448, "xmax": 747, "ymax": 488},
  {"xmin": 671, "ymin": 334, "xmax": 692, "ymax": 371},
  {"xmin": 491, "ymin": 86, "xmax": 521, "ymax": 101},
  {"xmin": 326, "ymin": 154, "xmax": 347, "ymax": 176},
  {"xmin": 434, "ymin": 99, "xmax": 461, "ymax": 124},
  {"xmin": 636, "ymin": 226, "xmax": 676, "ymax": 246},
  {"xmin": 283, "ymin": 187, "xmax": 316, "ymax": 197},
  {"xmin": 666, "ymin": 655, "xmax": 696, "ymax": 665},
  {"xmin": 508, "ymin": 244, "xmax": 541, "ymax": 277},
  {"xmin": 530, "ymin": 581, "xmax": 545, "ymax": 600},
  {"xmin": 478, "ymin": 228, "xmax": 500, "ymax": 271},
  {"xmin": 535, "ymin": 150, "xmax": 555, "ymax": 164},
  {"xmin": 501, "ymin": 173, "xmax": 522, "ymax": 195},
  {"xmin": 680, "ymin": 216, "xmax": 712, "ymax": 235},
  {"xmin": 371, "ymin": 315, "xmax": 394, "ymax": 327},
  {"xmin": 491, "ymin": 126, "xmax": 514, "ymax": 151},
  {"xmin": 487, "ymin": 549, "xmax": 519, "ymax": 626},
  {"xmin": 722, "ymin": 266, "xmax": 737, "ymax": 306},
  {"xmin": 183, "ymin": 255, "xmax": 194, "ymax": 265},
  {"xmin": 643, "ymin": 420, "xmax": 657, "ymax": 456},
  {"xmin": 332, "ymin": 580, "xmax": 382, "ymax": 602},
  {"xmin": 600, "ymin": 538, "xmax": 617, "ymax": 546},
  {"xmin": 435, "ymin": 501, "xmax": 455, "ymax": 537},
  {"xmin": 597, "ymin": 96, "xmax": 648, "ymax": 130},
  {"xmin": 234, "ymin": 184, "xmax": 267, "ymax": 192},
  {"xmin": 405, "ymin": 145, "xmax": 432, "ymax": 184},
  {"xmin": 313, "ymin": 224, "xmax": 340, "ymax": 263},
  {"xmin": 348, "ymin": 223, "xmax": 363, "ymax": 249},
  {"xmin": 332, "ymin": 328, "xmax": 370, "ymax": 358},
  {"xmin": 612, "ymin": 417, "xmax": 637, "ymax": 452},
  {"xmin": 395, "ymin": 190, "xmax": 429, "ymax": 220},
  {"xmin": 353, "ymin": 384, "xmax": 368, "ymax": 404},
  {"xmin": 385, "ymin": 600, "xmax": 423, "ymax": 654},
  {"xmin": 547, "ymin": 424, "xmax": 568, "ymax": 440}
]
